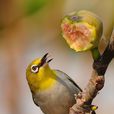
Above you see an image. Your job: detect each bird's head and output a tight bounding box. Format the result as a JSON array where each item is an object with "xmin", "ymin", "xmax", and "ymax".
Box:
[{"xmin": 26, "ymin": 53, "xmax": 55, "ymax": 92}]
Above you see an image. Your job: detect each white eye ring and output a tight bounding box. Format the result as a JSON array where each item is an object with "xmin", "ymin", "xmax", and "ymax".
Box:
[{"xmin": 31, "ymin": 65, "xmax": 39, "ymax": 73}]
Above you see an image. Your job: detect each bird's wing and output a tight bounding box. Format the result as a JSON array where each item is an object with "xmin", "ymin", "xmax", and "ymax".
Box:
[{"xmin": 54, "ymin": 70, "xmax": 82, "ymax": 94}]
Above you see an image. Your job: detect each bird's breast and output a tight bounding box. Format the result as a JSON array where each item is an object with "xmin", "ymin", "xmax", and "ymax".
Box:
[{"xmin": 33, "ymin": 81, "xmax": 75, "ymax": 114}]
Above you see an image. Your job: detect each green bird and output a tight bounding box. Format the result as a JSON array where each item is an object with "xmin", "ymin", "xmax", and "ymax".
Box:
[{"xmin": 26, "ymin": 53, "xmax": 82, "ymax": 114}]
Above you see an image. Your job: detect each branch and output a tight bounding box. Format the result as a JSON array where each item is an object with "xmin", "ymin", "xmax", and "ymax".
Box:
[{"xmin": 69, "ymin": 28, "xmax": 114, "ymax": 114}]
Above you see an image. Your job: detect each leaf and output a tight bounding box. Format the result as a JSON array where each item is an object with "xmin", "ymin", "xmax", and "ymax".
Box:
[{"xmin": 25, "ymin": 0, "xmax": 46, "ymax": 16}]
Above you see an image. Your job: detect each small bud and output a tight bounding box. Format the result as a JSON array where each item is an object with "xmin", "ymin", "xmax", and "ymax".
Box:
[
  {"xmin": 91, "ymin": 105, "xmax": 98, "ymax": 111},
  {"xmin": 61, "ymin": 10, "xmax": 103, "ymax": 52}
]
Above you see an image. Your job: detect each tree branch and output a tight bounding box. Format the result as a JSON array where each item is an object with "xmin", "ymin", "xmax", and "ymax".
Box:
[{"xmin": 69, "ymin": 28, "xmax": 114, "ymax": 114}]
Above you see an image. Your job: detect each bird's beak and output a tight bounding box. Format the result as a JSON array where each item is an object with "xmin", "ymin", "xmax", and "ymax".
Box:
[{"xmin": 40, "ymin": 53, "xmax": 53, "ymax": 67}]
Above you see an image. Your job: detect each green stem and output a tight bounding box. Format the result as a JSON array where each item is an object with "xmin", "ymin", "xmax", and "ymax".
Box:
[{"xmin": 91, "ymin": 47, "xmax": 100, "ymax": 61}]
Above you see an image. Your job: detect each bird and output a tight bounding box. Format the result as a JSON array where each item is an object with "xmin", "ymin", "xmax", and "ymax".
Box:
[{"xmin": 26, "ymin": 53, "xmax": 82, "ymax": 114}]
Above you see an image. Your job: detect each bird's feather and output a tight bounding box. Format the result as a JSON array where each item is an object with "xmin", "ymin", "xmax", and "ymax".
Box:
[
  {"xmin": 32, "ymin": 95, "xmax": 39, "ymax": 106},
  {"xmin": 54, "ymin": 70, "xmax": 82, "ymax": 93}
]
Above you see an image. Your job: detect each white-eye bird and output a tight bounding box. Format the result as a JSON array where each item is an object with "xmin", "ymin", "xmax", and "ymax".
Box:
[{"xmin": 26, "ymin": 53, "xmax": 82, "ymax": 114}]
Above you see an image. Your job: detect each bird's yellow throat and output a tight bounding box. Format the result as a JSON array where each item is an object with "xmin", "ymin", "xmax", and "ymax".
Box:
[{"xmin": 26, "ymin": 63, "xmax": 57, "ymax": 92}]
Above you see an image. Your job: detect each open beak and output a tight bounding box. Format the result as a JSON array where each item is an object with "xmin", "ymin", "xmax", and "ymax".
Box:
[{"xmin": 40, "ymin": 53, "xmax": 53, "ymax": 66}]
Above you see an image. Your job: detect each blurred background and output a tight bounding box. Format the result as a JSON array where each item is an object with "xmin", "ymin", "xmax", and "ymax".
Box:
[{"xmin": 0, "ymin": 0, "xmax": 114, "ymax": 114}]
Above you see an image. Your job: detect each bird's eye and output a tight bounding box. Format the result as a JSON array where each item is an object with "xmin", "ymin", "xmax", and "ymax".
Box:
[{"xmin": 31, "ymin": 65, "xmax": 39, "ymax": 73}]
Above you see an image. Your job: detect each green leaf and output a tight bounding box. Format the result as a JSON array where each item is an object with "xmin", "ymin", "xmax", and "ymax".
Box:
[{"xmin": 25, "ymin": 0, "xmax": 46, "ymax": 16}]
